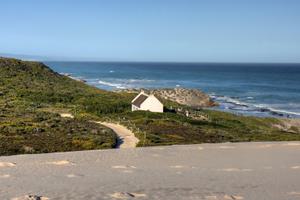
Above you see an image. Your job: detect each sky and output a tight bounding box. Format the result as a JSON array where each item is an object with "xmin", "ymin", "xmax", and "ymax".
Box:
[{"xmin": 0, "ymin": 0, "xmax": 300, "ymax": 62}]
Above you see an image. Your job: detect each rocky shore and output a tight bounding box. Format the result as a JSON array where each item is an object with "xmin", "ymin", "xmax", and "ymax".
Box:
[{"xmin": 119, "ymin": 88, "xmax": 217, "ymax": 108}]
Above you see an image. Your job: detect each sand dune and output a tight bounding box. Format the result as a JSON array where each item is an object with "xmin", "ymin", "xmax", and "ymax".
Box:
[{"xmin": 0, "ymin": 142, "xmax": 300, "ymax": 200}]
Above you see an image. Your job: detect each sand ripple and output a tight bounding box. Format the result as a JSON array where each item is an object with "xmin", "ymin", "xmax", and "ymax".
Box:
[
  {"xmin": 110, "ymin": 192, "xmax": 146, "ymax": 199},
  {"xmin": 46, "ymin": 160, "xmax": 74, "ymax": 166},
  {"xmin": 0, "ymin": 174, "xmax": 10, "ymax": 178}
]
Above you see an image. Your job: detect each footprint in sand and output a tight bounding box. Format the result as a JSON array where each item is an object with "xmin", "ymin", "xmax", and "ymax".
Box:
[
  {"xmin": 206, "ymin": 194, "xmax": 244, "ymax": 200},
  {"xmin": 288, "ymin": 191, "xmax": 300, "ymax": 196},
  {"xmin": 46, "ymin": 160, "xmax": 74, "ymax": 166},
  {"xmin": 11, "ymin": 195, "xmax": 50, "ymax": 200},
  {"xmin": 66, "ymin": 174, "xmax": 84, "ymax": 178},
  {"xmin": 233, "ymin": 195, "xmax": 244, "ymax": 200},
  {"xmin": 218, "ymin": 168, "xmax": 253, "ymax": 172},
  {"xmin": 0, "ymin": 174, "xmax": 10, "ymax": 179},
  {"xmin": 112, "ymin": 165, "xmax": 137, "ymax": 169},
  {"xmin": 110, "ymin": 192, "xmax": 146, "ymax": 199},
  {"xmin": 170, "ymin": 165, "xmax": 185, "ymax": 169},
  {"xmin": 219, "ymin": 168, "xmax": 240, "ymax": 172},
  {"xmin": 0, "ymin": 162, "xmax": 16, "ymax": 168},
  {"xmin": 112, "ymin": 166, "xmax": 137, "ymax": 173},
  {"xmin": 130, "ymin": 193, "xmax": 147, "ymax": 198},
  {"xmin": 224, "ymin": 195, "xmax": 244, "ymax": 200},
  {"xmin": 291, "ymin": 166, "xmax": 300, "ymax": 169}
]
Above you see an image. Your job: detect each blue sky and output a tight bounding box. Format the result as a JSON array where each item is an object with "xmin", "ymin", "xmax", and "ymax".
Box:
[{"xmin": 1, "ymin": 0, "xmax": 300, "ymax": 62}]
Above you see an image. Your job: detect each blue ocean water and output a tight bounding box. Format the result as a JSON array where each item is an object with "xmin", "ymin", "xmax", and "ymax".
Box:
[{"xmin": 46, "ymin": 62, "xmax": 300, "ymax": 118}]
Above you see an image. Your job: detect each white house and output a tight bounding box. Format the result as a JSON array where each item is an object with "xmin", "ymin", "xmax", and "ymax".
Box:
[{"xmin": 131, "ymin": 91, "xmax": 164, "ymax": 113}]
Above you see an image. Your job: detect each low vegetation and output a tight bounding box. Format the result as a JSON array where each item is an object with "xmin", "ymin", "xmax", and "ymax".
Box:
[
  {"xmin": 0, "ymin": 57, "xmax": 299, "ymax": 155},
  {"xmin": 107, "ymin": 110, "xmax": 300, "ymax": 147},
  {"xmin": 0, "ymin": 110, "xmax": 116, "ymax": 155},
  {"xmin": 0, "ymin": 57, "xmax": 125, "ymax": 155}
]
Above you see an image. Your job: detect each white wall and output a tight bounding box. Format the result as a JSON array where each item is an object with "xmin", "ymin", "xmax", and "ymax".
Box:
[
  {"xmin": 140, "ymin": 95, "xmax": 163, "ymax": 113},
  {"xmin": 132, "ymin": 104, "xmax": 139, "ymax": 111}
]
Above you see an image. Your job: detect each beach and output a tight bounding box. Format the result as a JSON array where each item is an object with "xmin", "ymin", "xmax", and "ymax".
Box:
[{"xmin": 1, "ymin": 142, "xmax": 300, "ymax": 200}]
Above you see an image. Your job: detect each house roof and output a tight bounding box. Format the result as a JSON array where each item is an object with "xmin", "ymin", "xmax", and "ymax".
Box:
[{"xmin": 132, "ymin": 94, "xmax": 148, "ymax": 108}]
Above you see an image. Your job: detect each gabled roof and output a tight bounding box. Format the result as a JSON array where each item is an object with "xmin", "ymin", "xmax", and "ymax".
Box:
[{"xmin": 132, "ymin": 94, "xmax": 148, "ymax": 108}]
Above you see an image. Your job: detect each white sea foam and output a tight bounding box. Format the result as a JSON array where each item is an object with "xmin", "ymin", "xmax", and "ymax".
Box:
[
  {"xmin": 68, "ymin": 75, "xmax": 85, "ymax": 81},
  {"xmin": 211, "ymin": 95, "xmax": 300, "ymax": 117},
  {"xmin": 255, "ymin": 104, "xmax": 300, "ymax": 116},
  {"xmin": 96, "ymin": 78, "xmax": 157, "ymax": 89},
  {"xmin": 98, "ymin": 80, "xmax": 126, "ymax": 89},
  {"xmin": 214, "ymin": 96, "xmax": 249, "ymax": 107},
  {"xmin": 127, "ymin": 79, "xmax": 155, "ymax": 83}
]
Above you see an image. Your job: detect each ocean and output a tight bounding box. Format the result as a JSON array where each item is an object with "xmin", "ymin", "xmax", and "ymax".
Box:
[{"xmin": 45, "ymin": 62, "xmax": 300, "ymax": 118}]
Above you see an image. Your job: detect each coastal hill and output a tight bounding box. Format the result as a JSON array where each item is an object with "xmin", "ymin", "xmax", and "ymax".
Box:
[
  {"xmin": 1, "ymin": 57, "xmax": 300, "ymax": 156},
  {"xmin": 0, "ymin": 57, "xmax": 132, "ymax": 155}
]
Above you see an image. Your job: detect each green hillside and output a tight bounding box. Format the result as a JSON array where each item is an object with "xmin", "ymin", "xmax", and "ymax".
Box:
[
  {"xmin": 0, "ymin": 57, "xmax": 299, "ymax": 155},
  {"xmin": 0, "ymin": 57, "xmax": 133, "ymax": 155}
]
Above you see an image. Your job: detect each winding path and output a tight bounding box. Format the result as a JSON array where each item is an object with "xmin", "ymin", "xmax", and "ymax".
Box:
[
  {"xmin": 97, "ymin": 122, "xmax": 139, "ymax": 148},
  {"xmin": 59, "ymin": 113, "xmax": 139, "ymax": 148}
]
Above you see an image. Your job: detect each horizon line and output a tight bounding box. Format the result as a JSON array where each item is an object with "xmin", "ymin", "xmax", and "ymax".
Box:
[
  {"xmin": 1, "ymin": 53, "xmax": 300, "ymax": 65},
  {"xmin": 43, "ymin": 60, "xmax": 300, "ymax": 65}
]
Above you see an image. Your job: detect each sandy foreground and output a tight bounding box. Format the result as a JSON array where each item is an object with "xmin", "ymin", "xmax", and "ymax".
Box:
[{"xmin": 0, "ymin": 142, "xmax": 300, "ymax": 200}]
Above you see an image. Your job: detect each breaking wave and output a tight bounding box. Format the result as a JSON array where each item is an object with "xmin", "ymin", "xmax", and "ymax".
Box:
[
  {"xmin": 98, "ymin": 80, "xmax": 126, "ymax": 89},
  {"xmin": 211, "ymin": 95, "xmax": 300, "ymax": 118},
  {"xmin": 94, "ymin": 78, "xmax": 156, "ymax": 89}
]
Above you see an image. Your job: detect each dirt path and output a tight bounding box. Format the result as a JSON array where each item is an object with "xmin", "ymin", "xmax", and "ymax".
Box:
[
  {"xmin": 59, "ymin": 113, "xmax": 139, "ymax": 148},
  {"xmin": 96, "ymin": 122, "xmax": 139, "ymax": 148}
]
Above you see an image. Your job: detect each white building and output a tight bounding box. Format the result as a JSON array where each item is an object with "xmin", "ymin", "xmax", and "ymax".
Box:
[{"xmin": 131, "ymin": 91, "xmax": 164, "ymax": 113}]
